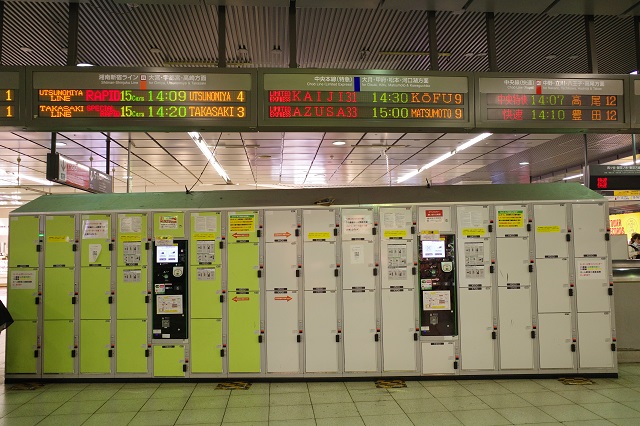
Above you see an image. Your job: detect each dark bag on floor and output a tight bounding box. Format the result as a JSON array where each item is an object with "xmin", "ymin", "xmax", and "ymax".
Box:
[{"xmin": 0, "ymin": 300, "xmax": 13, "ymax": 332}]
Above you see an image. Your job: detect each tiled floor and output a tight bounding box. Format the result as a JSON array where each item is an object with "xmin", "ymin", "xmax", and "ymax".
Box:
[{"xmin": 3, "ymin": 366, "xmax": 640, "ymax": 425}]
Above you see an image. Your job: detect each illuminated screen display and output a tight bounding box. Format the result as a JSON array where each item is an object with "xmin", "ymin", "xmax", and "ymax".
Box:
[
  {"xmin": 587, "ymin": 165, "xmax": 640, "ymax": 191},
  {"xmin": 157, "ymin": 245, "xmax": 178, "ymax": 263},
  {"xmin": 29, "ymin": 68, "xmax": 255, "ymax": 130},
  {"xmin": 477, "ymin": 75, "xmax": 626, "ymax": 130},
  {"xmin": 0, "ymin": 70, "xmax": 22, "ymax": 127},
  {"xmin": 260, "ymin": 70, "xmax": 472, "ymax": 129},
  {"xmin": 421, "ymin": 240, "xmax": 445, "ymax": 258}
]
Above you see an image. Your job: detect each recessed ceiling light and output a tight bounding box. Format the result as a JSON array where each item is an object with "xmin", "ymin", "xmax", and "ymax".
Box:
[
  {"xmin": 20, "ymin": 47, "xmax": 34, "ymax": 53},
  {"xmin": 519, "ymin": 161, "xmax": 529, "ymax": 165},
  {"xmin": 544, "ymin": 54, "xmax": 557, "ymax": 60},
  {"xmin": 332, "ymin": 141, "xmax": 346, "ymax": 146},
  {"xmin": 77, "ymin": 63, "xmax": 94, "ymax": 67},
  {"xmin": 56, "ymin": 142, "xmax": 67, "ymax": 147}
]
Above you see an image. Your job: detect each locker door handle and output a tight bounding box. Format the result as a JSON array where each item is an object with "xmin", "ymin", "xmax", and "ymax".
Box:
[
  {"xmin": 333, "ymin": 228, "xmax": 338, "ymax": 237},
  {"xmin": 414, "ymin": 333, "xmax": 418, "ymax": 341},
  {"xmin": 295, "ymin": 229, "xmax": 300, "ymax": 237},
  {"xmin": 71, "ymin": 296, "xmax": 77, "ymax": 304},
  {"xmin": 71, "ymin": 350, "xmax": 76, "ymax": 358},
  {"xmin": 453, "ymin": 361, "xmax": 458, "ymax": 369},
  {"xmin": 34, "ymin": 350, "xmax": 39, "ymax": 358},
  {"xmin": 412, "ymin": 267, "xmax": 417, "ymax": 276},
  {"xmin": 374, "ymin": 334, "xmax": 379, "ymax": 342},
  {"xmin": 36, "ymin": 244, "xmax": 42, "ymax": 252},
  {"xmin": 571, "ymin": 343, "xmax": 576, "ymax": 352},
  {"xmin": 373, "ymin": 268, "xmax": 378, "ymax": 276},
  {"xmin": 220, "ymin": 349, "xmax": 225, "ymax": 357},
  {"xmin": 612, "ymin": 343, "xmax": 617, "ymax": 351},
  {"xmin": 489, "ymin": 265, "xmax": 494, "ymax": 274},
  {"xmin": 35, "ymin": 297, "xmax": 40, "ymax": 305},
  {"xmin": 145, "ymin": 349, "xmax": 150, "ymax": 357},
  {"xmin": 297, "ymin": 335, "xmax": 301, "ymax": 343},
  {"xmin": 531, "ymin": 330, "xmax": 536, "ymax": 339},
  {"xmin": 492, "ymin": 331, "xmax": 497, "ymax": 339},
  {"xmin": 528, "ymin": 264, "xmax": 534, "ymax": 273},
  {"xmin": 108, "ymin": 349, "xmax": 113, "ymax": 357},
  {"xmin": 336, "ymin": 334, "xmax": 340, "ymax": 342},
  {"xmin": 372, "ymin": 227, "xmax": 377, "ymax": 235},
  {"xmin": 183, "ymin": 364, "xmax": 187, "ymax": 373},
  {"xmin": 145, "ymin": 242, "xmax": 150, "ymax": 250},
  {"xmin": 608, "ymin": 287, "xmax": 613, "ymax": 296},
  {"xmin": 334, "ymin": 269, "xmax": 339, "ymax": 277},
  {"xmin": 108, "ymin": 296, "xmax": 113, "ymax": 304},
  {"xmin": 296, "ymin": 270, "xmax": 300, "ymax": 278},
  {"xmin": 527, "ymin": 224, "xmax": 532, "ymax": 232},
  {"xmin": 145, "ymin": 295, "xmax": 150, "ymax": 303},
  {"xmin": 569, "ymin": 288, "xmax": 574, "ymax": 297},
  {"xmin": 605, "ymin": 232, "xmax": 610, "ymax": 241},
  {"xmin": 258, "ymin": 335, "xmax": 263, "ymax": 343},
  {"xmin": 411, "ymin": 226, "xmax": 416, "ymax": 235},
  {"xmin": 488, "ymin": 224, "xmax": 493, "ymax": 233},
  {"xmin": 566, "ymin": 234, "xmax": 571, "ymax": 242},
  {"xmin": 220, "ymin": 295, "xmax": 224, "ymax": 303},
  {"xmin": 219, "ymin": 241, "xmax": 225, "ymax": 249},
  {"xmin": 72, "ymin": 243, "xmax": 77, "ymax": 252},
  {"xmin": 257, "ymin": 270, "xmax": 262, "ymax": 278},
  {"xmin": 257, "ymin": 230, "xmax": 261, "ymax": 238},
  {"xmin": 109, "ymin": 243, "xmax": 114, "ymax": 251}
]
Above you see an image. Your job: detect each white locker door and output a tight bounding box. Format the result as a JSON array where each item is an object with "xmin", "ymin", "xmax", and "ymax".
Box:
[
  {"xmin": 305, "ymin": 291, "xmax": 339, "ymax": 373},
  {"xmin": 380, "ymin": 207, "xmax": 413, "ymax": 238},
  {"xmin": 341, "ymin": 208, "xmax": 374, "ymax": 240},
  {"xmin": 342, "ymin": 240, "xmax": 375, "ymax": 290},
  {"xmin": 575, "ymin": 258, "xmax": 611, "ymax": 313},
  {"xmin": 381, "ymin": 241, "xmax": 414, "ymax": 289},
  {"xmin": 578, "ymin": 312, "xmax": 614, "ymax": 369},
  {"xmin": 533, "ymin": 204, "xmax": 568, "ymax": 259},
  {"xmin": 264, "ymin": 210, "xmax": 297, "ymax": 243},
  {"xmin": 418, "ymin": 206, "xmax": 453, "ymax": 233},
  {"xmin": 422, "ymin": 342, "xmax": 456, "ymax": 375},
  {"xmin": 536, "ymin": 258, "xmax": 571, "ymax": 313},
  {"xmin": 495, "ymin": 205, "xmax": 528, "ymax": 238},
  {"xmin": 459, "ymin": 287, "xmax": 495, "ymax": 371},
  {"xmin": 265, "ymin": 242, "xmax": 298, "ymax": 291},
  {"xmin": 303, "ymin": 242, "xmax": 337, "ymax": 291},
  {"xmin": 303, "ymin": 209, "xmax": 336, "ymax": 242},
  {"xmin": 538, "ymin": 313, "xmax": 574, "ymax": 370},
  {"xmin": 266, "ymin": 291, "xmax": 299, "ymax": 373},
  {"xmin": 382, "ymin": 288, "xmax": 417, "ymax": 372},
  {"xmin": 496, "ymin": 238, "xmax": 530, "ymax": 288},
  {"xmin": 572, "ymin": 203, "xmax": 607, "ymax": 258},
  {"xmin": 343, "ymin": 289, "xmax": 378, "ymax": 372},
  {"xmin": 456, "ymin": 205, "xmax": 490, "ymax": 236},
  {"xmin": 498, "ymin": 286, "xmax": 534, "ymax": 370}
]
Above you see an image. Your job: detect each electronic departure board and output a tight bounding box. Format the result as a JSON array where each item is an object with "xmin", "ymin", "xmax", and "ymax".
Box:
[
  {"xmin": 0, "ymin": 68, "xmax": 25, "ymax": 128},
  {"xmin": 27, "ymin": 67, "xmax": 257, "ymax": 131},
  {"xmin": 476, "ymin": 73, "xmax": 628, "ymax": 131},
  {"xmin": 630, "ymin": 77, "xmax": 640, "ymax": 129},
  {"xmin": 586, "ymin": 165, "xmax": 640, "ymax": 191},
  {"xmin": 259, "ymin": 69, "xmax": 473, "ymax": 130}
]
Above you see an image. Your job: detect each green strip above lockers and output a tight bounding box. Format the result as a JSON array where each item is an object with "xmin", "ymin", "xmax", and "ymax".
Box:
[
  {"xmin": 190, "ymin": 266, "xmax": 222, "ymax": 319},
  {"xmin": 228, "ymin": 211, "xmax": 259, "ymax": 243},
  {"xmin": 116, "ymin": 319, "xmax": 148, "ymax": 374},
  {"xmin": 153, "ymin": 212, "xmax": 185, "ymax": 239},
  {"xmin": 116, "ymin": 267, "xmax": 148, "ymax": 320},
  {"xmin": 81, "ymin": 214, "xmax": 111, "ymax": 267},
  {"xmin": 9, "ymin": 215, "xmax": 40, "ymax": 268},
  {"xmin": 191, "ymin": 319, "xmax": 223, "ymax": 374},
  {"xmin": 8, "ymin": 268, "xmax": 38, "ymax": 320},
  {"xmin": 80, "ymin": 320, "xmax": 111, "ymax": 374},
  {"xmin": 43, "ymin": 320, "xmax": 75, "ymax": 374},
  {"xmin": 190, "ymin": 212, "xmax": 221, "ymax": 266},
  {"xmin": 153, "ymin": 345, "xmax": 185, "ymax": 377},
  {"xmin": 44, "ymin": 215, "xmax": 75, "ymax": 268},
  {"xmin": 80, "ymin": 267, "xmax": 111, "ymax": 320},
  {"xmin": 6, "ymin": 320, "xmax": 38, "ymax": 374},
  {"xmin": 117, "ymin": 213, "xmax": 147, "ymax": 267},
  {"xmin": 228, "ymin": 291, "xmax": 260, "ymax": 373},
  {"xmin": 228, "ymin": 243, "xmax": 259, "ymax": 292},
  {"xmin": 44, "ymin": 267, "xmax": 75, "ymax": 321}
]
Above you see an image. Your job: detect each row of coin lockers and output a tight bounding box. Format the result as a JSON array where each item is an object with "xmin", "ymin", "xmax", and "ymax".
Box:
[{"xmin": 6, "ymin": 201, "xmax": 615, "ymax": 378}]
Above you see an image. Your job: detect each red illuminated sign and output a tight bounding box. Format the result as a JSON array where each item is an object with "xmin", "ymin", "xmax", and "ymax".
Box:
[{"xmin": 596, "ymin": 177, "xmax": 609, "ymax": 189}]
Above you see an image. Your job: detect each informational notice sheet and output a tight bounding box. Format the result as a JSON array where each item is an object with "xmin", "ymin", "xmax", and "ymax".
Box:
[
  {"xmin": 194, "ymin": 215, "xmax": 217, "ymax": 233},
  {"xmin": 83, "ymin": 220, "xmax": 109, "ymax": 239},
  {"xmin": 422, "ymin": 290, "xmax": 451, "ymax": 310},
  {"xmin": 119, "ymin": 215, "xmax": 142, "ymax": 234},
  {"xmin": 156, "ymin": 295, "xmax": 183, "ymax": 314}
]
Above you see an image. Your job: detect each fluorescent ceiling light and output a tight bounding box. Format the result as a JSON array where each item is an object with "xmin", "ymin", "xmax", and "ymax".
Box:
[
  {"xmin": 519, "ymin": 162, "xmax": 530, "ymax": 165},
  {"xmin": 77, "ymin": 63, "xmax": 94, "ymax": 67},
  {"xmin": 563, "ymin": 173, "xmax": 583, "ymax": 180},
  {"xmin": 188, "ymin": 131, "xmax": 231, "ymax": 184},
  {"xmin": 56, "ymin": 141, "xmax": 67, "ymax": 147},
  {"xmin": 332, "ymin": 141, "xmax": 346, "ymax": 146},
  {"xmin": 631, "ymin": 70, "xmax": 638, "ymax": 75},
  {"xmin": 621, "ymin": 161, "xmax": 636, "ymax": 166},
  {"xmin": 397, "ymin": 133, "xmax": 492, "ymax": 184}
]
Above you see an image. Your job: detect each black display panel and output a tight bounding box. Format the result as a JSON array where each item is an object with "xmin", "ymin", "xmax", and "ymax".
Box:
[
  {"xmin": 476, "ymin": 73, "xmax": 629, "ymax": 131},
  {"xmin": 587, "ymin": 164, "xmax": 640, "ymax": 191},
  {"xmin": 0, "ymin": 67, "xmax": 25, "ymax": 129},
  {"xmin": 27, "ymin": 67, "xmax": 257, "ymax": 131},
  {"xmin": 259, "ymin": 69, "xmax": 473, "ymax": 131}
]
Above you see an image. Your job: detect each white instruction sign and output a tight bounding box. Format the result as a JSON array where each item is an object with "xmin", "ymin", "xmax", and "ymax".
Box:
[
  {"xmin": 464, "ymin": 241, "xmax": 485, "ymax": 264},
  {"xmin": 159, "ymin": 215, "xmax": 178, "ymax": 230},
  {"xmin": 89, "ymin": 244, "xmax": 102, "ymax": 263},
  {"xmin": 422, "ymin": 290, "xmax": 451, "ymax": 310},
  {"xmin": 119, "ymin": 216, "xmax": 142, "ymax": 234},
  {"xmin": 10, "ymin": 270, "xmax": 36, "ymax": 289},
  {"xmin": 156, "ymin": 295, "xmax": 183, "ymax": 314},
  {"xmin": 577, "ymin": 259, "xmax": 606, "ymax": 280},
  {"xmin": 197, "ymin": 268, "xmax": 216, "ymax": 281},
  {"xmin": 83, "ymin": 220, "xmax": 109, "ymax": 239},
  {"xmin": 383, "ymin": 211, "xmax": 407, "ymax": 230},
  {"xmin": 123, "ymin": 269, "xmax": 142, "ymax": 283},
  {"xmin": 350, "ymin": 245, "xmax": 364, "ymax": 264},
  {"xmin": 344, "ymin": 214, "xmax": 372, "ymax": 234},
  {"xmin": 194, "ymin": 215, "xmax": 217, "ymax": 233}
]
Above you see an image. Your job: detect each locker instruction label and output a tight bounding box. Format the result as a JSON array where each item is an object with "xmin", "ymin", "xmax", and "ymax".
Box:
[
  {"xmin": 308, "ymin": 232, "xmax": 331, "ymax": 240},
  {"xmin": 10, "ymin": 270, "xmax": 36, "ymax": 289},
  {"xmin": 47, "ymin": 235, "xmax": 69, "ymax": 242},
  {"xmin": 383, "ymin": 210, "xmax": 409, "ymax": 231},
  {"xmin": 158, "ymin": 215, "xmax": 179, "ymax": 230},
  {"xmin": 422, "ymin": 290, "xmax": 451, "ymax": 310},
  {"xmin": 424, "ymin": 210, "xmax": 444, "ymax": 222},
  {"xmin": 497, "ymin": 210, "xmax": 524, "ymax": 228},
  {"xmin": 119, "ymin": 215, "xmax": 142, "ymax": 234},
  {"xmin": 577, "ymin": 259, "xmax": 606, "ymax": 279},
  {"xmin": 462, "ymin": 228, "xmax": 486, "ymax": 236},
  {"xmin": 193, "ymin": 214, "xmax": 217, "ymax": 235},
  {"xmin": 536, "ymin": 225, "xmax": 561, "ymax": 233},
  {"xmin": 229, "ymin": 214, "xmax": 255, "ymax": 232},
  {"xmin": 156, "ymin": 295, "xmax": 183, "ymax": 314},
  {"xmin": 123, "ymin": 242, "xmax": 142, "ymax": 264},
  {"xmin": 196, "ymin": 268, "xmax": 216, "ymax": 280},
  {"xmin": 387, "ymin": 243, "xmax": 408, "ymax": 280},
  {"xmin": 350, "ymin": 245, "xmax": 364, "ymax": 264},
  {"xmin": 123, "ymin": 269, "xmax": 142, "ymax": 282},
  {"xmin": 196, "ymin": 241, "xmax": 215, "ymax": 264},
  {"xmin": 343, "ymin": 213, "xmax": 372, "ymax": 234},
  {"xmin": 383, "ymin": 230, "xmax": 407, "ymax": 239},
  {"xmin": 83, "ymin": 220, "xmax": 109, "ymax": 239}
]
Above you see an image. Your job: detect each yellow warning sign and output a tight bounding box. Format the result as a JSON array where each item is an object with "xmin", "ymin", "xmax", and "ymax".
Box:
[
  {"xmin": 308, "ymin": 232, "xmax": 331, "ymax": 240},
  {"xmin": 497, "ymin": 210, "xmax": 524, "ymax": 228},
  {"xmin": 229, "ymin": 214, "xmax": 255, "ymax": 232},
  {"xmin": 614, "ymin": 190, "xmax": 640, "ymax": 196},
  {"xmin": 462, "ymin": 228, "xmax": 485, "ymax": 236},
  {"xmin": 193, "ymin": 232, "xmax": 216, "ymax": 240},
  {"xmin": 47, "ymin": 235, "xmax": 68, "ymax": 243},
  {"xmin": 536, "ymin": 226, "xmax": 561, "ymax": 233},
  {"xmin": 119, "ymin": 234, "xmax": 141, "ymax": 242},
  {"xmin": 384, "ymin": 230, "xmax": 407, "ymax": 239}
]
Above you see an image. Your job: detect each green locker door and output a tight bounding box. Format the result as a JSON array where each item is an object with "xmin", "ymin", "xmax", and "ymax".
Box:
[
  {"xmin": 228, "ymin": 291, "xmax": 261, "ymax": 373},
  {"xmin": 190, "ymin": 212, "xmax": 221, "ymax": 265},
  {"xmin": 116, "ymin": 320, "xmax": 148, "ymax": 373},
  {"xmin": 116, "ymin": 267, "xmax": 148, "ymax": 319},
  {"xmin": 80, "ymin": 267, "xmax": 111, "ymax": 320},
  {"xmin": 43, "ymin": 320, "xmax": 75, "ymax": 374},
  {"xmin": 81, "ymin": 215, "xmax": 111, "ymax": 267},
  {"xmin": 8, "ymin": 268, "xmax": 38, "ymax": 320},
  {"xmin": 228, "ymin": 243, "xmax": 259, "ymax": 292},
  {"xmin": 45, "ymin": 215, "xmax": 75, "ymax": 268},
  {"xmin": 9, "ymin": 215, "xmax": 40, "ymax": 268},
  {"xmin": 191, "ymin": 319, "xmax": 223, "ymax": 373},
  {"xmin": 80, "ymin": 320, "xmax": 111, "ymax": 374},
  {"xmin": 44, "ymin": 268, "xmax": 75, "ymax": 320},
  {"xmin": 153, "ymin": 345, "xmax": 185, "ymax": 377},
  {"xmin": 190, "ymin": 266, "xmax": 222, "ymax": 319},
  {"xmin": 154, "ymin": 212, "xmax": 185, "ymax": 239},
  {"xmin": 117, "ymin": 213, "xmax": 147, "ymax": 267},
  {"xmin": 6, "ymin": 320, "xmax": 38, "ymax": 373}
]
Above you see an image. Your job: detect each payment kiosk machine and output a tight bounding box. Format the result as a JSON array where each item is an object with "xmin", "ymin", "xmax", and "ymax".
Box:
[{"xmin": 152, "ymin": 241, "xmax": 188, "ymax": 340}]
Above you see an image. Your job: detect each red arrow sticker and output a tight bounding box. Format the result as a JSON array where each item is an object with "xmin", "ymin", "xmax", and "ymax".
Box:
[
  {"xmin": 274, "ymin": 296, "xmax": 293, "ymax": 302},
  {"xmin": 232, "ymin": 233, "xmax": 250, "ymax": 239},
  {"xmin": 232, "ymin": 296, "xmax": 250, "ymax": 302},
  {"xmin": 274, "ymin": 232, "xmax": 291, "ymax": 238}
]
